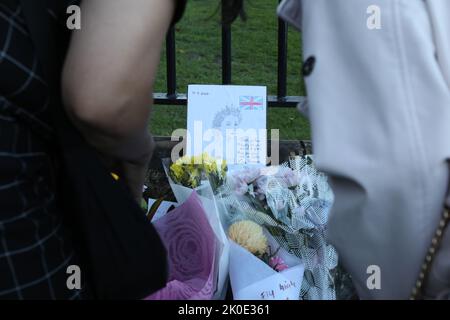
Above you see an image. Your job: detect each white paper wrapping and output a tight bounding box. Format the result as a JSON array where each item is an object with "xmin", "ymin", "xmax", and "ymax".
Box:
[{"xmin": 229, "ymin": 233, "xmax": 304, "ymax": 300}]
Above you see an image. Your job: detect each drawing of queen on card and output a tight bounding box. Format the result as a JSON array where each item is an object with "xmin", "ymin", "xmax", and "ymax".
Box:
[{"xmin": 212, "ymin": 105, "xmax": 242, "ymax": 138}]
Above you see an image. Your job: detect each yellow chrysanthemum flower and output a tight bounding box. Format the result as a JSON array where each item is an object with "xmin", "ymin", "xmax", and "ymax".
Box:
[
  {"xmin": 191, "ymin": 155, "xmax": 202, "ymax": 165},
  {"xmin": 202, "ymin": 152, "xmax": 214, "ymax": 165},
  {"xmin": 169, "ymin": 153, "xmax": 227, "ymax": 188},
  {"xmin": 228, "ymin": 220, "xmax": 268, "ymax": 256},
  {"xmin": 170, "ymin": 163, "xmax": 183, "ymax": 181},
  {"xmin": 204, "ymin": 161, "xmax": 217, "ymax": 175},
  {"xmin": 177, "ymin": 155, "xmax": 191, "ymax": 165},
  {"xmin": 188, "ymin": 170, "xmax": 200, "ymax": 188}
]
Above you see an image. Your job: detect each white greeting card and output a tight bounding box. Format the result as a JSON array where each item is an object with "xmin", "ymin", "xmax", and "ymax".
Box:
[{"xmin": 186, "ymin": 85, "xmax": 267, "ymax": 170}]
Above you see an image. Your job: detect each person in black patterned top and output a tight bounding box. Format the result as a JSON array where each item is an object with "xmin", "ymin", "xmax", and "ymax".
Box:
[{"xmin": 0, "ymin": 0, "xmax": 186, "ymax": 299}]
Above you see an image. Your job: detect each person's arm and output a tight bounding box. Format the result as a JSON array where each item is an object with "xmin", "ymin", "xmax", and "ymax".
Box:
[{"xmin": 62, "ymin": 0, "xmax": 175, "ymax": 201}]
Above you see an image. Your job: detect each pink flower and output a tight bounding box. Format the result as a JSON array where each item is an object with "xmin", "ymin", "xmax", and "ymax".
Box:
[
  {"xmin": 232, "ymin": 175, "xmax": 249, "ymax": 196},
  {"xmin": 269, "ymin": 256, "xmax": 289, "ymax": 272},
  {"xmin": 276, "ymin": 167, "xmax": 299, "ymax": 187},
  {"xmin": 241, "ymin": 167, "xmax": 261, "ymax": 184},
  {"xmin": 255, "ymin": 190, "xmax": 266, "ymax": 201},
  {"xmin": 255, "ymin": 175, "xmax": 268, "ymax": 194}
]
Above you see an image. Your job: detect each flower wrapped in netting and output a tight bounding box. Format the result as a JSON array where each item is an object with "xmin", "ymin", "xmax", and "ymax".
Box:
[{"xmin": 219, "ymin": 155, "xmax": 338, "ymax": 300}]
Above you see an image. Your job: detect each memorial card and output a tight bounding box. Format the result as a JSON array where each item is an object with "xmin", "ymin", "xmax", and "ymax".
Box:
[{"xmin": 186, "ymin": 85, "xmax": 267, "ymax": 170}]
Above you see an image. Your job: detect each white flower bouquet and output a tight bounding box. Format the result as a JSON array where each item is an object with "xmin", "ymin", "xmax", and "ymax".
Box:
[{"xmin": 218, "ymin": 155, "xmax": 338, "ymax": 300}]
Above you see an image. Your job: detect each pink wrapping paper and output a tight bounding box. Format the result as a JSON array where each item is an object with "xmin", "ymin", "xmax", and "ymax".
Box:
[{"xmin": 146, "ymin": 191, "xmax": 216, "ymax": 300}]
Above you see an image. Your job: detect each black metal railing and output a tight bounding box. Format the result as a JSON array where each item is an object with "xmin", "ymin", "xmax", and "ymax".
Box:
[{"xmin": 153, "ymin": 1, "xmax": 305, "ymax": 108}]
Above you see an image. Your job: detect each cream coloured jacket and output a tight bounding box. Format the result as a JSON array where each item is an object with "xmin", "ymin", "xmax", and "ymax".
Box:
[{"xmin": 278, "ymin": 0, "xmax": 450, "ymax": 299}]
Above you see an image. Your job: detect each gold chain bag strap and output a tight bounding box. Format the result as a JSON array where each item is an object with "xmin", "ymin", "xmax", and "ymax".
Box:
[{"xmin": 410, "ymin": 206, "xmax": 450, "ymax": 299}]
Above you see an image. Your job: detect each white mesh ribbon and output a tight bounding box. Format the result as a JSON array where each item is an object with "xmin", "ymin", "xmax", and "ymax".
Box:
[{"xmin": 219, "ymin": 155, "xmax": 338, "ymax": 300}]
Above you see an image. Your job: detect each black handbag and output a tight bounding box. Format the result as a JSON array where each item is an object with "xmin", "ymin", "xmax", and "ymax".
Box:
[{"xmin": 19, "ymin": 0, "xmax": 168, "ymax": 299}]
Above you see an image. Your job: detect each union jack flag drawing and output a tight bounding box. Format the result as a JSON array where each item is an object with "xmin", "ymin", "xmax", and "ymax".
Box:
[{"xmin": 239, "ymin": 96, "xmax": 264, "ymax": 111}]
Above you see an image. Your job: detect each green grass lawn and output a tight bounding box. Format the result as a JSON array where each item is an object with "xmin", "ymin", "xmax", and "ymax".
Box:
[{"xmin": 150, "ymin": 0, "xmax": 311, "ymax": 140}]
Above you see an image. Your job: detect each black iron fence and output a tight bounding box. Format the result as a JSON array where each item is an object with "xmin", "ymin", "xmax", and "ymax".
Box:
[{"xmin": 153, "ymin": 1, "xmax": 305, "ymax": 108}]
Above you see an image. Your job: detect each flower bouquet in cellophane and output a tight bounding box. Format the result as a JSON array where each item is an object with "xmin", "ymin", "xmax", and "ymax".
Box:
[
  {"xmin": 218, "ymin": 155, "xmax": 339, "ymax": 300},
  {"xmin": 167, "ymin": 152, "xmax": 227, "ymax": 192},
  {"xmin": 162, "ymin": 153, "xmax": 230, "ymax": 300},
  {"xmin": 146, "ymin": 191, "xmax": 216, "ymax": 300},
  {"xmin": 227, "ymin": 220, "xmax": 304, "ymax": 300}
]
